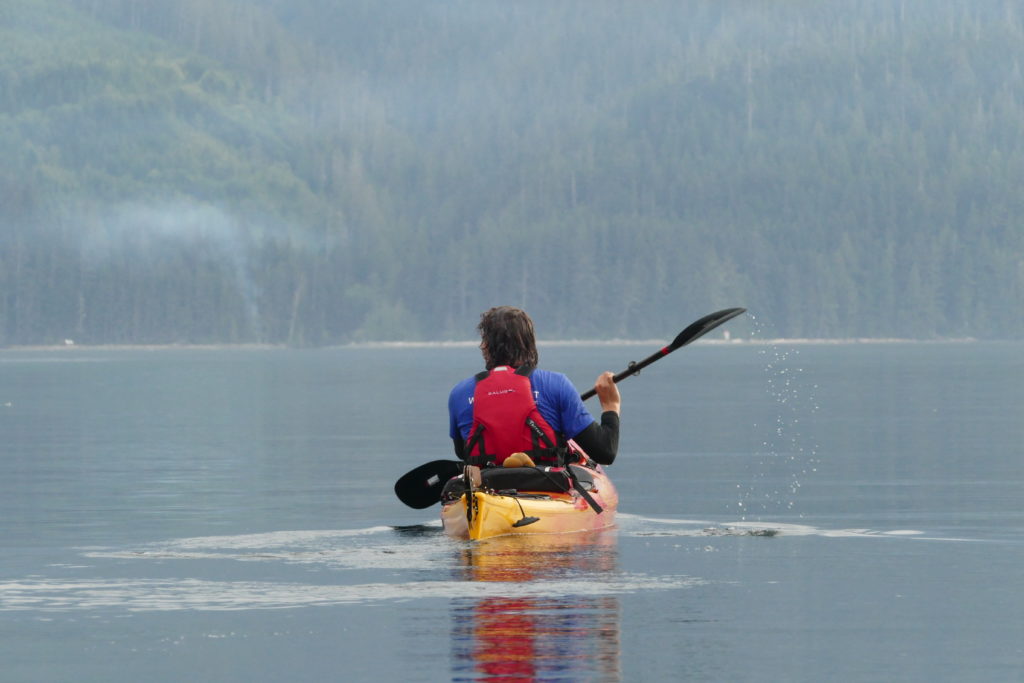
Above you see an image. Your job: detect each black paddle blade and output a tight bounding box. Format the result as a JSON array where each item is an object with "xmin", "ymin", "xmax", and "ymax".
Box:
[
  {"xmin": 394, "ymin": 460, "xmax": 463, "ymax": 509},
  {"xmin": 669, "ymin": 307, "xmax": 747, "ymax": 350}
]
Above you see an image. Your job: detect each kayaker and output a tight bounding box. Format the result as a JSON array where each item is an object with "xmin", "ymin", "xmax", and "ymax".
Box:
[{"xmin": 448, "ymin": 306, "xmax": 621, "ymax": 467}]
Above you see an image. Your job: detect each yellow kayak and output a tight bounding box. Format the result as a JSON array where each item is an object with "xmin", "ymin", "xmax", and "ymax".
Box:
[{"xmin": 440, "ymin": 463, "xmax": 618, "ymax": 541}]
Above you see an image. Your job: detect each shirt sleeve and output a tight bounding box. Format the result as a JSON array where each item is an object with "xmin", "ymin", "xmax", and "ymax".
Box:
[
  {"xmin": 570, "ymin": 411, "xmax": 619, "ymax": 465},
  {"xmin": 557, "ymin": 374, "xmax": 596, "ymax": 437},
  {"xmin": 533, "ymin": 370, "xmax": 595, "ymax": 437},
  {"xmin": 448, "ymin": 377, "xmax": 475, "ymax": 440}
]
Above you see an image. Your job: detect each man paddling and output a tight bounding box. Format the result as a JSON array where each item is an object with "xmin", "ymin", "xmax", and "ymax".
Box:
[
  {"xmin": 396, "ymin": 306, "xmax": 743, "ymax": 510},
  {"xmin": 448, "ymin": 306, "xmax": 621, "ymax": 468}
]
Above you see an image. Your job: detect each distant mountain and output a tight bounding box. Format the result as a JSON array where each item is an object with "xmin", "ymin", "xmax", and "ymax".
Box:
[{"xmin": 2, "ymin": 0, "xmax": 1022, "ymax": 344}]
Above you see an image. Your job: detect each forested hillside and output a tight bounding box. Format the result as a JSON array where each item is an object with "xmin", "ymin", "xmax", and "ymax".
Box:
[{"xmin": 2, "ymin": 0, "xmax": 1023, "ymax": 344}]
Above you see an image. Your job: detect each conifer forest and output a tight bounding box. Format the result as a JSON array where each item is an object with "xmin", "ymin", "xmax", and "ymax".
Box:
[{"xmin": 3, "ymin": 0, "xmax": 1023, "ymax": 344}]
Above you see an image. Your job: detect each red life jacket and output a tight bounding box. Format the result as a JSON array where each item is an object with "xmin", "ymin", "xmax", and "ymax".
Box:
[{"xmin": 464, "ymin": 366, "xmax": 564, "ymax": 467}]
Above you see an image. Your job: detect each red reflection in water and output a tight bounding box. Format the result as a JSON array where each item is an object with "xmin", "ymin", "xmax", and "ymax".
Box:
[{"xmin": 451, "ymin": 531, "xmax": 621, "ymax": 682}]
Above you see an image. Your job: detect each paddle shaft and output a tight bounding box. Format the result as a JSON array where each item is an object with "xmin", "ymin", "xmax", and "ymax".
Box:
[
  {"xmin": 578, "ymin": 347, "xmax": 669, "ymax": 401},
  {"xmin": 579, "ymin": 307, "xmax": 745, "ymax": 401}
]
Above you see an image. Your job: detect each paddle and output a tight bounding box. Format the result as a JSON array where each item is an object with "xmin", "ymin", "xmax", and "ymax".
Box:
[
  {"xmin": 393, "ymin": 307, "xmax": 747, "ymax": 509},
  {"xmin": 394, "ymin": 459, "xmax": 464, "ymax": 509},
  {"xmin": 579, "ymin": 306, "xmax": 746, "ymax": 401}
]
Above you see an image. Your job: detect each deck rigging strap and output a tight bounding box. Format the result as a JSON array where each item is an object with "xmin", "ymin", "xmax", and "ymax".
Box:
[{"xmin": 566, "ymin": 465, "xmax": 603, "ymax": 515}]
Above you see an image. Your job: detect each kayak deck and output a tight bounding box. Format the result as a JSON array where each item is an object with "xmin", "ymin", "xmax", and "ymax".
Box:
[{"xmin": 440, "ymin": 464, "xmax": 618, "ymax": 541}]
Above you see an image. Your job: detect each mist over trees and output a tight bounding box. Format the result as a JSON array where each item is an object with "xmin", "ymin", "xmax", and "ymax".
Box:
[{"xmin": 2, "ymin": 0, "xmax": 1023, "ymax": 344}]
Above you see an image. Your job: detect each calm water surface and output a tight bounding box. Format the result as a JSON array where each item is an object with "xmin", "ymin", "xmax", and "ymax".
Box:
[{"xmin": 1, "ymin": 342, "xmax": 1022, "ymax": 681}]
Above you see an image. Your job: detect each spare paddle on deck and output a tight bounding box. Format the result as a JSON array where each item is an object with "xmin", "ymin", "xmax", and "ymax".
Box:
[
  {"xmin": 580, "ymin": 307, "xmax": 746, "ymax": 401},
  {"xmin": 394, "ymin": 307, "xmax": 747, "ymax": 508}
]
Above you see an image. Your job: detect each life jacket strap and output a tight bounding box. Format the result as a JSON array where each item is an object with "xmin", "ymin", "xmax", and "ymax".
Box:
[{"xmin": 465, "ymin": 425, "xmax": 490, "ymax": 467}]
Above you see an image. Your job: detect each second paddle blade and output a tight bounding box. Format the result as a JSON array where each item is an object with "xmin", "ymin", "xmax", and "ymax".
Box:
[{"xmin": 394, "ymin": 460, "xmax": 463, "ymax": 509}]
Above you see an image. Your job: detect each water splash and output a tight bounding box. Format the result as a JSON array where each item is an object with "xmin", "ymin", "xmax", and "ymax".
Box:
[{"xmin": 734, "ymin": 313, "xmax": 821, "ymax": 520}]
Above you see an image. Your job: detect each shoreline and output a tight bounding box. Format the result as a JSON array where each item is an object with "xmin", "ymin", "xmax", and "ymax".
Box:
[{"xmin": 0, "ymin": 337, "xmax": 982, "ymax": 352}]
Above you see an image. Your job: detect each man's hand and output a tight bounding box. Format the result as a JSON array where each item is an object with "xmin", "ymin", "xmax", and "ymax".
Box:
[{"xmin": 593, "ymin": 371, "xmax": 621, "ymax": 414}]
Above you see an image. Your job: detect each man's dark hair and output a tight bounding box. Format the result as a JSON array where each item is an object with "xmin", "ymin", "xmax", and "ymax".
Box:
[{"xmin": 477, "ymin": 306, "xmax": 539, "ymax": 370}]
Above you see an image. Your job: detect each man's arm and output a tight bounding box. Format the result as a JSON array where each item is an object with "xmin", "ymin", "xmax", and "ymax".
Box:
[
  {"xmin": 571, "ymin": 411, "xmax": 619, "ymax": 465},
  {"xmin": 572, "ymin": 371, "xmax": 621, "ymax": 465}
]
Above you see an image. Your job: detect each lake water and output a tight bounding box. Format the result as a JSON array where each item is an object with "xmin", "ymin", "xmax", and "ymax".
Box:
[{"xmin": 1, "ymin": 341, "xmax": 1022, "ymax": 682}]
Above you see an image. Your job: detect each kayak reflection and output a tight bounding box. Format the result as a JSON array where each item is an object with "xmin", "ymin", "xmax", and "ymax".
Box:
[{"xmin": 450, "ymin": 530, "xmax": 621, "ymax": 681}]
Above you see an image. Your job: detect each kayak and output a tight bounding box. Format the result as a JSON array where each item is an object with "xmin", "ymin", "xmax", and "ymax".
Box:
[{"xmin": 440, "ymin": 462, "xmax": 618, "ymax": 541}]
